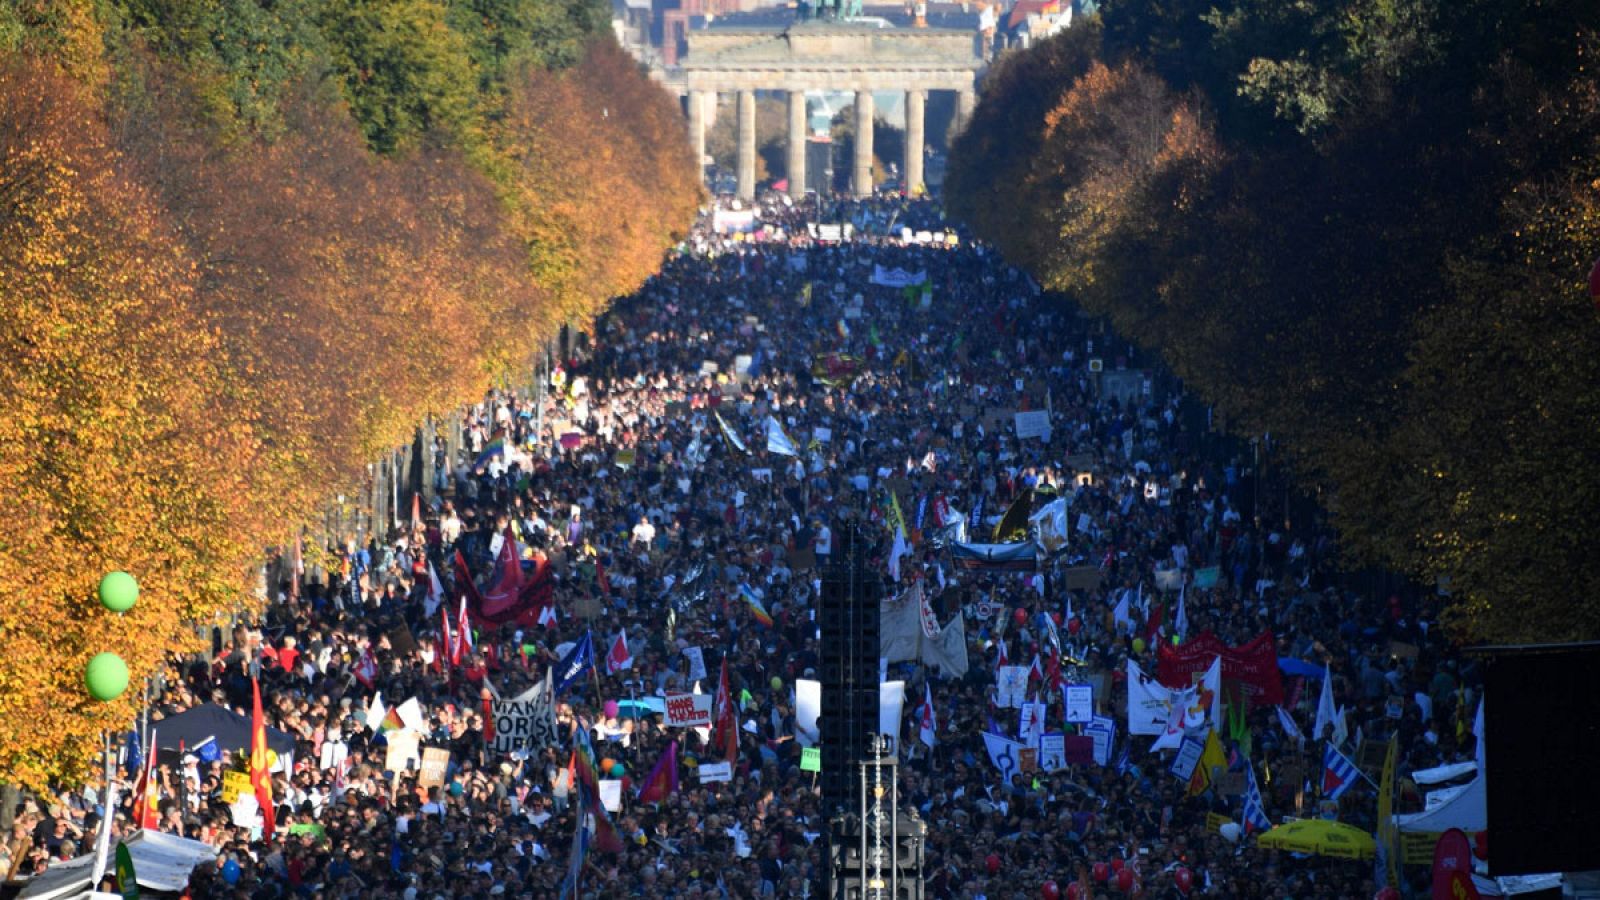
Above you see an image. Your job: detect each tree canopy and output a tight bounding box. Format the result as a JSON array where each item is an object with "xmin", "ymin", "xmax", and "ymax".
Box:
[
  {"xmin": 1, "ymin": 0, "xmax": 698, "ymax": 790},
  {"xmin": 946, "ymin": 3, "xmax": 1600, "ymax": 643}
]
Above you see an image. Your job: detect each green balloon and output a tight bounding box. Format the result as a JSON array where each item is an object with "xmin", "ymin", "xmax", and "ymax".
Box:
[
  {"xmin": 98, "ymin": 571, "xmax": 139, "ymax": 613},
  {"xmin": 1172, "ymin": 634, "xmax": 1183, "ymax": 646},
  {"xmin": 86, "ymin": 652, "xmax": 129, "ymax": 701},
  {"xmin": 1131, "ymin": 638, "xmax": 1146, "ymax": 654},
  {"xmin": 769, "ymin": 676, "xmax": 783, "ymax": 691}
]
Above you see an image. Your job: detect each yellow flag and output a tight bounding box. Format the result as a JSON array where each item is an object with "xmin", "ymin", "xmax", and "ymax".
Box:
[{"xmin": 1187, "ymin": 728, "xmax": 1228, "ymax": 797}]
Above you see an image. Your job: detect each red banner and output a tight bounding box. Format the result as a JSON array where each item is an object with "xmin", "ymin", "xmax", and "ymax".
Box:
[{"xmin": 1157, "ymin": 630, "xmax": 1284, "ymax": 705}]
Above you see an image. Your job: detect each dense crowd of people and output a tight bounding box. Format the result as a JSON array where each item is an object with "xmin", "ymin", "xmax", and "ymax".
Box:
[{"xmin": 4, "ymin": 193, "xmax": 1485, "ymax": 900}]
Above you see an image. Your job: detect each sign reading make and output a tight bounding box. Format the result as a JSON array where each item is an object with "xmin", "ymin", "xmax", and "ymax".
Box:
[{"xmin": 664, "ymin": 692, "xmax": 713, "ymax": 728}]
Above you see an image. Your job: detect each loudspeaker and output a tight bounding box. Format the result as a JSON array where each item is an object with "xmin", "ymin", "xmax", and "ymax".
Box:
[
  {"xmin": 1479, "ymin": 642, "xmax": 1600, "ymax": 875},
  {"xmin": 817, "ymin": 524, "xmax": 882, "ymax": 818}
]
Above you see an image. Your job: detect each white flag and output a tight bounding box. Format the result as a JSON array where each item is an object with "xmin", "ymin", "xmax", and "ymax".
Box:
[
  {"xmin": 880, "ymin": 681, "xmax": 907, "ymax": 754},
  {"xmin": 889, "ymin": 526, "xmax": 911, "ymax": 583},
  {"xmin": 1313, "ymin": 665, "xmax": 1336, "ymax": 740},
  {"xmin": 765, "ymin": 416, "xmax": 799, "ymax": 457},
  {"xmin": 1174, "ymin": 585, "xmax": 1189, "ymax": 641},
  {"xmin": 1112, "ymin": 589, "xmax": 1133, "ymax": 634},
  {"xmin": 1276, "ymin": 706, "xmax": 1305, "ymax": 746}
]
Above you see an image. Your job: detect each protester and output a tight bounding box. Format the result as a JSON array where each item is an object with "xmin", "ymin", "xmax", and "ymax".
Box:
[{"xmin": 8, "ymin": 191, "xmax": 1480, "ymax": 900}]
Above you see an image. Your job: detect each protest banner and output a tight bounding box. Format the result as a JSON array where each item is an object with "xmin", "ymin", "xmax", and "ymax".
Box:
[
  {"xmin": 490, "ymin": 678, "xmax": 558, "ymax": 757},
  {"xmin": 599, "ymin": 780, "xmax": 623, "ymax": 812},
  {"xmin": 1040, "ymin": 734, "xmax": 1066, "ymax": 772},
  {"xmin": 1170, "ymin": 736, "xmax": 1204, "ymax": 782},
  {"xmin": 664, "ymin": 692, "xmax": 713, "ymax": 728},
  {"xmin": 1085, "ymin": 716, "xmax": 1116, "ymax": 766},
  {"xmin": 800, "ymin": 748, "xmax": 822, "ymax": 773},
  {"xmin": 1156, "ymin": 630, "xmax": 1285, "ymax": 704},
  {"xmin": 1058, "ymin": 566, "xmax": 1103, "ymax": 591},
  {"xmin": 997, "ymin": 666, "xmax": 1029, "ymax": 709}
]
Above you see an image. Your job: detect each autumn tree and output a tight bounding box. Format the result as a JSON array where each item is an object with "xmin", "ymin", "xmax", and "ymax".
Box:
[{"xmin": 0, "ymin": 58, "xmax": 258, "ymax": 789}]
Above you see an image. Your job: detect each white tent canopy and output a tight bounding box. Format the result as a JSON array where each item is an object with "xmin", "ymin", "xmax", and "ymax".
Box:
[
  {"xmin": 1411, "ymin": 760, "xmax": 1477, "ymax": 786},
  {"xmin": 1394, "ymin": 774, "xmax": 1486, "ymax": 833},
  {"xmin": 18, "ymin": 831, "xmax": 217, "ymax": 900}
]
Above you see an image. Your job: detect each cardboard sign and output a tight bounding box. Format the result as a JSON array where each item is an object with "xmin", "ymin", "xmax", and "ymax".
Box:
[
  {"xmin": 1058, "ymin": 566, "xmax": 1103, "ymax": 591},
  {"xmin": 1215, "ymin": 772, "xmax": 1247, "ymax": 798},
  {"xmin": 385, "ymin": 731, "xmax": 422, "ymax": 774},
  {"xmin": 698, "ymin": 761, "xmax": 734, "ymax": 783},
  {"xmin": 387, "ymin": 624, "xmax": 419, "ymax": 656},
  {"xmin": 221, "ymin": 770, "xmax": 252, "ymax": 804},
  {"xmin": 664, "ymin": 692, "xmax": 713, "ymax": 728},
  {"xmin": 1017, "ymin": 747, "xmax": 1038, "ymax": 774},
  {"xmin": 418, "ymin": 748, "xmax": 451, "ymax": 790},
  {"xmin": 800, "ymin": 747, "xmax": 822, "ymax": 773}
]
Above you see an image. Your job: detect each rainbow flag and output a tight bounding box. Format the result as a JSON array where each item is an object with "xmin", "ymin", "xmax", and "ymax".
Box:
[
  {"xmin": 376, "ymin": 707, "xmax": 404, "ymax": 735},
  {"xmin": 739, "ymin": 583, "xmax": 774, "ymax": 627},
  {"xmin": 472, "ymin": 431, "xmax": 506, "ymax": 469},
  {"xmin": 636, "ymin": 740, "xmax": 680, "ymax": 804}
]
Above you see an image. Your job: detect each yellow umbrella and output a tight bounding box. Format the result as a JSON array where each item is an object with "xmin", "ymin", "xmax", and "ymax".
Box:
[{"xmin": 1255, "ymin": 819, "xmax": 1376, "ymax": 860}]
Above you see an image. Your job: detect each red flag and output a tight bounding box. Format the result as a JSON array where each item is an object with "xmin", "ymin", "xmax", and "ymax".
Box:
[
  {"xmin": 636, "ymin": 740, "xmax": 679, "ymax": 803},
  {"xmin": 131, "ymin": 728, "xmax": 160, "ymax": 830},
  {"xmin": 481, "ymin": 687, "xmax": 496, "ymax": 744},
  {"xmin": 605, "ymin": 630, "xmax": 633, "ymax": 674},
  {"xmin": 250, "ymin": 676, "xmax": 276, "ymax": 841},
  {"xmin": 714, "ymin": 660, "xmax": 739, "ymax": 765},
  {"xmin": 453, "ymin": 596, "xmax": 474, "ymax": 666},
  {"xmin": 410, "ymin": 490, "xmax": 422, "ymax": 527},
  {"xmin": 596, "ymin": 558, "xmax": 611, "ymax": 597}
]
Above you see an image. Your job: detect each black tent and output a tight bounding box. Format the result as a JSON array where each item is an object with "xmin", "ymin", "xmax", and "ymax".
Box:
[{"xmin": 152, "ymin": 703, "xmax": 297, "ymax": 757}]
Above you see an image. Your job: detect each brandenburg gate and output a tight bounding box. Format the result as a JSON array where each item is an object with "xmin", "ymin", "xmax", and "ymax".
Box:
[{"xmin": 680, "ymin": 22, "xmax": 985, "ymax": 200}]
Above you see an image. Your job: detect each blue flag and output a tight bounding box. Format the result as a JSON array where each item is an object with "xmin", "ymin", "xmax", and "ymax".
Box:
[
  {"xmin": 123, "ymin": 730, "xmax": 142, "ymax": 779},
  {"xmin": 554, "ymin": 632, "xmax": 595, "ymax": 696}
]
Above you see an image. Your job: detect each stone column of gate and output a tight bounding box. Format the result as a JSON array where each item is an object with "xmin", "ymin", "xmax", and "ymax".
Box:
[
  {"xmin": 687, "ymin": 89, "xmax": 708, "ymax": 185},
  {"xmin": 956, "ymin": 88, "xmax": 977, "ymax": 135},
  {"xmin": 904, "ymin": 89, "xmax": 925, "ymax": 197},
  {"xmin": 737, "ymin": 89, "xmax": 757, "ymax": 201},
  {"xmin": 853, "ymin": 89, "xmax": 875, "ymax": 198},
  {"xmin": 787, "ymin": 89, "xmax": 808, "ymax": 200}
]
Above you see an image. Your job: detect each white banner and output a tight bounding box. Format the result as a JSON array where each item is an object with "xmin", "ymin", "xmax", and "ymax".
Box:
[
  {"xmin": 1013, "ymin": 410, "xmax": 1051, "ymax": 441},
  {"xmin": 664, "ymin": 692, "xmax": 714, "ymax": 728},
  {"xmin": 698, "ymin": 761, "xmax": 733, "ymax": 783},
  {"xmin": 1127, "ymin": 660, "xmax": 1177, "ymax": 736},
  {"xmin": 871, "ymin": 265, "xmax": 928, "ymax": 288},
  {"xmin": 796, "ymin": 679, "xmax": 821, "ymax": 747}
]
